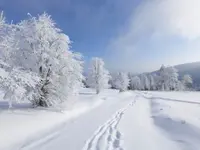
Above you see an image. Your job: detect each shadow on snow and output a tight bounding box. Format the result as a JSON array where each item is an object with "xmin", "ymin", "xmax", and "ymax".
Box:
[{"xmin": 150, "ymin": 99, "xmax": 200, "ymax": 150}]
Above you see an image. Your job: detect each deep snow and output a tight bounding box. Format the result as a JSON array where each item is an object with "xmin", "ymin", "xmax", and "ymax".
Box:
[{"xmin": 0, "ymin": 89, "xmax": 200, "ymax": 150}]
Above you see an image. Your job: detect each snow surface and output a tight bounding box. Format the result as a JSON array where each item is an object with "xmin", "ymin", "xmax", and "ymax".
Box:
[
  {"xmin": 0, "ymin": 89, "xmax": 109, "ymax": 150},
  {"xmin": 1, "ymin": 89, "xmax": 200, "ymax": 150}
]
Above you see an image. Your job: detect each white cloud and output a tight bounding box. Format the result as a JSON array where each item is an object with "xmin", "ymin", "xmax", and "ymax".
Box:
[
  {"xmin": 106, "ymin": 0, "xmax": 200, "ymax": 73},
  {"xmin": 133, "ymin": 0, "xmax": 200, "ymax": 39}
]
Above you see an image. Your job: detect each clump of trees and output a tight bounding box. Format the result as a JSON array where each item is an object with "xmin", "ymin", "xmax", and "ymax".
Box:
[
  {"xmin": 94, "ymin": 64, "xmax": 194, "ymax": 93},
  {"xmin": 0, "ymin": 12, "xmax": 84, "ymax": 108},
  {"xmin": 111, "ymin": 72, "xmax": 129, "ymax": 92},
  {"xmin": 127, "ymin": 65, "xmax": 193, "ymax": 91}
]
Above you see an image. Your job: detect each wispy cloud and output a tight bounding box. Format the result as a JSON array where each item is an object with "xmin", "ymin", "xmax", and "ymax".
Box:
[
  {"xmin": 133, "ymin": 0, "xmax": 200, "ymax": 39},
  {"xmin": 106, "ymin": 0, "xmax": 200, "ymax": 73}
]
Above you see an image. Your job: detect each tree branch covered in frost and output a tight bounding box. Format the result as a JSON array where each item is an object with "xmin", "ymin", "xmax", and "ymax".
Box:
[
  {"xmin": 0, "ymin": 62, "xmax": 40, "ymax": 108},
  {"xmin": 0, "ymin": 12, "xmax": 40, "ymax": 108}
]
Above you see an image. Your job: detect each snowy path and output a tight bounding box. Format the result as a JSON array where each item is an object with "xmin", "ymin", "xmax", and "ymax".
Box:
[
  {"xmin": 21, "ymin": 92, "xmax": 135, "ymax": 150},
  {"xmin": 82, "ymin": 99, "xmax": 135, "ymax": 150},
  {"xmin": 82, "ymin": 107, "xmax": 125, "ymax": 150}
]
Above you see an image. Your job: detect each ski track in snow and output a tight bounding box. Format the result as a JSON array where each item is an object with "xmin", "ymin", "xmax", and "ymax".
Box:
[{"xmin": 82, "ymin": 97, "xmax": 136, "ymax": 150}]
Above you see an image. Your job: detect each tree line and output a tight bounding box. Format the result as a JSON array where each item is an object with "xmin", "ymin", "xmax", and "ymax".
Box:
[{"xmin": 86, "ymin": 61, "xmax": 193, "ymax": 93}]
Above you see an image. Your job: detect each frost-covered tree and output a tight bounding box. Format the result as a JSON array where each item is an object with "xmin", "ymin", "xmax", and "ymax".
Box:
[
  {"xmin": 158, "ymin": 65, "xmax": 167, "ymax": 90},
  {"xmin": 0, "ymin": 13, "xmax": 84, "ymax": 107},
  {"xmin": 140, "ymin": 74, "xmax": 150, "ymax": 90},
  {"xmin": 0, "ymin": 12, "xmax": 84, "ymax": 108},
  {"xmin": 112, "ymin": 72, "xmax": 129, "ymax": 92},
  {"xmin": 177, "ymin": 80, "xmax": 185, "ymax": 91},
  {"xmin": 152, "ymin": 74, "xmax": 160, "ymax": 90},
  {"xmin": 158, "ymin": 65, "xmax": 179, "ymax": 91},
  {"xmin": 149, "ymin": 74, "xmax": 156, "ymax": 90},
  {"xmin": 165, "ymin": 67, "xmax": 179, "ymax": 90},
  {"xmin": 182, "ymin": 74, "xmax": 193, "ymax": 90},
  {"xmin": 130, "ymin": 76, "xmax": 141, "ymax": 90},
  {"xmin": 87, "ymin": 57, "xmax": 110, "ymax": 94},
  {"xmin": 18, "ymin": 13, "xmax": 84, "ymax": 107}
]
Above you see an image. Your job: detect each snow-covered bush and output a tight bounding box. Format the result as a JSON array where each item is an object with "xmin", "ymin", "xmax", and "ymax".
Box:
[
  {"xmin": 112, "ymin": 72, "xmax": 129, "ymax": 92},
  {"xmin": 87, "ymin": 57, "xmax": 110, "ymax": 94}
]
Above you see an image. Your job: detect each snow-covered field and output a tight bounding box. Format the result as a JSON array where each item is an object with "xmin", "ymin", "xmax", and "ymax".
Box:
[{"xmin": 1, "ymin": 89, "xmax": 200, "ymax": 150}]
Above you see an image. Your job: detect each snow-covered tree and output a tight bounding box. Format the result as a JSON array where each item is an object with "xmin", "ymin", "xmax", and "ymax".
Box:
[
  {"xmin": 158, "ymin": 65, "xmax": 179, "ymax": 91},
  {"xmin": 27, "ymin": 13, "xmax": 84, "ymax": 107},
  {"xmin": 152, "ymin": 74, "xmax": 160, "ymax": 90},
  {"xmin": 0, "ymin": 13, "xmax": 84, "ymax": 107},
  {"xmin": 112, "ymin": 72, "xmax": 129, "ymax": 92},
  {"xmin": 149, "ymin": 74, "xmax": 156, "ymax": 90},
  {"xmin": 0, "ymin": 12, "xmax": 84, "ymax": 108},
  {"xmin": 182, "ymin": 74, "xmax": 193, "ymax": 90},
  {"xmin": 158, "ymin": 65, "xmax": 167, "ymax": 90},
  {"xmin": 87, "ymin": 57, "xmax": 110, "ymax": 94},
  {"xmin": 177, "ymin": 80, "xmax": 185, "ymax": 91},
  {"xmin": 130, "ymin": 76, "xmax": 141, "ymax": 90},
  {"xmin": 140, "ymin": 74, "xmax": 150, "ymax": 90},
  {"xmin": 165, "ymin": 67, "xmax": 179, "ymax": 90}
]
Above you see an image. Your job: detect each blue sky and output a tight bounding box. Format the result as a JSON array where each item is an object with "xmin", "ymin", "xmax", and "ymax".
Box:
[
  {"xmin": 1, "ymin": 0, "xmax": 200, "ymax": 73},
  {"xmin": 0, "ymin": 0, "xmax": 139, "ymax": 62}
]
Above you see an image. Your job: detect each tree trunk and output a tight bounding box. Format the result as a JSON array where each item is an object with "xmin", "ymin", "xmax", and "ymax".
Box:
[{"xmin": 36, "ymin": 66, "xmax": 51, "ymax": 107}]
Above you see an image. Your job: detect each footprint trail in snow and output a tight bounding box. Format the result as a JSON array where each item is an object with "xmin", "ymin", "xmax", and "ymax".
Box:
[{"xmin": 82, "ymin": 97, "xmax": 136, "ymax": 150}]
